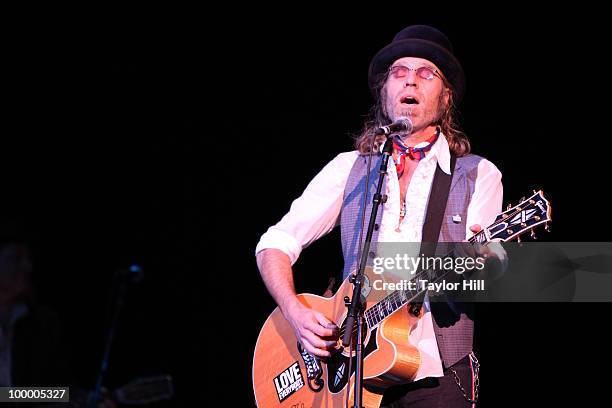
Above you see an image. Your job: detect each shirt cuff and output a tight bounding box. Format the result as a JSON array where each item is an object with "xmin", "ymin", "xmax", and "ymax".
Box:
[{"xmin": 255, "ymin": 227, "xmax": 303, "ymax": 265}]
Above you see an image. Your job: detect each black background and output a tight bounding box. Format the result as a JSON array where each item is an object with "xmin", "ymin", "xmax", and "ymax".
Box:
[
  {"xmin": 3, "ymin": 8, "xmax": 611, "ymax": 408},
  {"xmin": 4, "ymin": 11, "xmax": 200, "ymax": 407}
]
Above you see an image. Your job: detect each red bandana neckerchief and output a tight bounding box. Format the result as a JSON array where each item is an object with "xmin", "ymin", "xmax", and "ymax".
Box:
[{"xmin": 392, "ymin": 127, "xmax": 440, "ymax": 177}]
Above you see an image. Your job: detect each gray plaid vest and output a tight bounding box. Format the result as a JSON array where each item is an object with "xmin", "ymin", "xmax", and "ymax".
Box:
[{"xmin": 340, "ymin": 152, "xmax": 484, "ymax": 368}]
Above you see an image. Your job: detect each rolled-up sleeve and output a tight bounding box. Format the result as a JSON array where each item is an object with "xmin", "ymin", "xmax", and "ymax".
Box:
[
  {"xmin": 466, "ymin": 158, "xmax": 507, "ymax": 270},
  {"xmin": 255, "ymin": 151, "xmax": 358, "ymax": 265},
  {"xmin": 465, "ymin": 158, "xmax": 503, "ymax": 238}
]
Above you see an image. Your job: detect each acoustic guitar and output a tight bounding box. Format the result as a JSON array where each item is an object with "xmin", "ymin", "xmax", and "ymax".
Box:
[{"xmin": 253, "ymin": 190, "xmax": 551, "ymax": 407}]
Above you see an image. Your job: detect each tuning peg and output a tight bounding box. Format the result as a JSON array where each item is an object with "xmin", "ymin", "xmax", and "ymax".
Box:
[
  {"xmin": 507, "ymin": 203, "xmax": 512, "ymax": 210},
  {"xmin": 517, "ymin": 236, "xmax": 521, "ymax": 243},
  {"xmin": 533, "ymin": 189, "xmax": 537, "ymax": 195},
  {"xmin": 531, "ymin": 230, "xmax": 538, "ymax": 240},
  {"xmin": 545, "ymin": 223, "xmax": 551, "ymax": 232},
  {"xmin": 520, "ymin": 196, "xmax": 526, "ymax": 202}
]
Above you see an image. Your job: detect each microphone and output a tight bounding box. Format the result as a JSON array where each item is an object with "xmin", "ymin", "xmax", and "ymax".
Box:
[{"xmin": 374, "ymin": 117, "xmax": 413, "ymax": 136}]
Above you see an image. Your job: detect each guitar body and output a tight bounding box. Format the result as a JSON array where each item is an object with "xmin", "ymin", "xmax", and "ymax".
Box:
[{"xmin": 252, "ymin": 268, "xmax": 421, "ymax": 408}]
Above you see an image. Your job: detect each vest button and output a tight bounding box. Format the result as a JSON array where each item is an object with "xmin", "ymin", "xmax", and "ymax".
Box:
[
  {"xmin": 368, "ymin": 251, "xmax": 376, "ymax": 258},
  {"xmin": 374, "ymin": 223, "xmax": 379, "ymax": 231}
]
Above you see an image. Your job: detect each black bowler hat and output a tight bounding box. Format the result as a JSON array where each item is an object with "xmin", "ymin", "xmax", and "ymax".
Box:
[{"xmin": 368, "ymin": 25, "xmax": 466, "ymax": 102}]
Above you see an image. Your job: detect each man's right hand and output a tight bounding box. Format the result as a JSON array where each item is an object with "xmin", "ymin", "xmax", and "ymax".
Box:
[
  {"xmin": 256, "ymin": 249, "xmax": 339, "ymax": 357},
  {"xmin": 283, "ymin": 299, "xmax": 339, "ymax": 358}
]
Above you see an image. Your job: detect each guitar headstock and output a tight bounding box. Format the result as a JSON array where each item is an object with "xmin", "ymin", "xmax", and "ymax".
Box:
[{"xmin": 486, "ymin": 190, "xmax": 552, "ymax": 242}]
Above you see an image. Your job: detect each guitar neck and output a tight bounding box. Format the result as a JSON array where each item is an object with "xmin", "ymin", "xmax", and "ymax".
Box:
[
  {"xmin": 363, "ymin": 193, "xmax": 542, "ymax": 328},
  {"xmin": 363, "ymin": 254, "xmax": 458, "ymax": 329}
]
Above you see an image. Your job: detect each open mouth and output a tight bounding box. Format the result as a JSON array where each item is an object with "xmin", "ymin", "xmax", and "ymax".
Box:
[{"xmin": 401, "ymin": 96, "xmax": 419, "ymax": 105}]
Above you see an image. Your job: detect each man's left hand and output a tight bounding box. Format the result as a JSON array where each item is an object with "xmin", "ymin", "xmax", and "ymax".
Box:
[{"xmin": 454, "ymin": 224, "xmax": 507, "ymax": 279}]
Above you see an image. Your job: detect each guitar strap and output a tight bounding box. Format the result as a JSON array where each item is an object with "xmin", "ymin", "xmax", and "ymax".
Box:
[{"xmin": 409, "ymin": 153, "xmax": 457, "ymax": 316}]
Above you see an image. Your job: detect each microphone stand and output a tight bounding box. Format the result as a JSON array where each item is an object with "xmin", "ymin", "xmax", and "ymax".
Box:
[
  {"xmin": 87, "ymin": 265, "xmax": 143, "ymax": 408},
  {"xmin": 342, "ymin": 135, "xmax": 394, "ymax": 408}
]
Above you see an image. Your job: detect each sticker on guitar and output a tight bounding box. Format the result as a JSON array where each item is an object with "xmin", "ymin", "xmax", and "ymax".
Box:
[{"xmin": 273, "ymin": 362, "xmax": 305, "ymax": 402}]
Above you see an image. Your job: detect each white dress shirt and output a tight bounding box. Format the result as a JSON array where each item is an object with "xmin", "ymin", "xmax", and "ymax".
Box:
[{"xmin": 256, "ymin": 134, "xmax": 503, "ymax": 380}]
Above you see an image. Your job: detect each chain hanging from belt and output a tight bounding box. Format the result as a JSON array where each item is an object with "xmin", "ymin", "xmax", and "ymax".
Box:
[{"xmin": 448, "ymin": 351, "xmax": 480, "ymax": 404}]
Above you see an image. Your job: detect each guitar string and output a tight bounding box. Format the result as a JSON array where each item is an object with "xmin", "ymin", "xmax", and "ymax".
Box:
[
  {"xmin": 338, "ymin": 197, "xmax": 545, "ymax": 337},
  {"xmin": 338, "ymin": 230, "xmax": 483, "ymax": 337}
]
